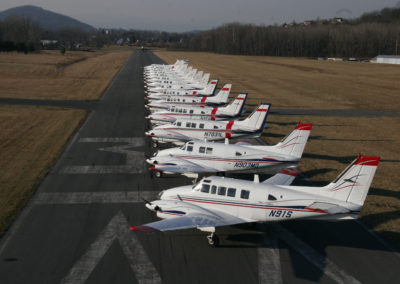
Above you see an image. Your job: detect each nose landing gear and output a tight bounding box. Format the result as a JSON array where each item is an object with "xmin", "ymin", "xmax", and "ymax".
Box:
[{"xmin": 207, "ymin": 232, "xmax": 219, "ymax": 247}]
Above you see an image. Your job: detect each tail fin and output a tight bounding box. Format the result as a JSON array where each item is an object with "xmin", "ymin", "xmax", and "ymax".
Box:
[
  {"xmin": 325, "ymin": 155, "xmax": 380, "ymax": 205},
  {"xmin": 235, "ymin": 103, "xmax": 271, "ymax": 131},
  {"xmin": 194, "ymin": 70, "xmax": 204, "ymax": 81},
  {"xmin": 218, "ymin": 93, "xmax": 247, "ymax": 117},
  {"xmin": 198, "ymin": 79, "xmax": 218, "ymax": 95},
  {"xmin": 207, "ymin": 84, "xmax": 231, "ymax": 104},
  {"xmin": 272, "ymin": 123, "xmax": 312, "ymax": 158},
  {"xmin": 200, "ymin": 73, "xmax": 210, "ymax": 86}
]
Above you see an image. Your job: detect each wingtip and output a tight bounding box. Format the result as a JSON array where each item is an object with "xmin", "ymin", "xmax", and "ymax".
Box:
[{"xmin": 129, "ymin": 225, "xmax": 160, "ymax": 233}]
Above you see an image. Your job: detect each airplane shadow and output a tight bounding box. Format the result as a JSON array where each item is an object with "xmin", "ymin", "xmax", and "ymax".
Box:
[{"xmin": 219, "ymin": 219, "xmax": 399, "ymax": 282}]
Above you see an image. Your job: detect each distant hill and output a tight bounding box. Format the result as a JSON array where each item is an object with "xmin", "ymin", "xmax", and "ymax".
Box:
[{"xmin": 0, "ymin": 5, "xmax": 94, "ymax": 31}]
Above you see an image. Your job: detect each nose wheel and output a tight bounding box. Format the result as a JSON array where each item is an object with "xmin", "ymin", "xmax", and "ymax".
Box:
[{"xmin": 207, "ymin": 233, "xmax": 219, "ymax": 247}]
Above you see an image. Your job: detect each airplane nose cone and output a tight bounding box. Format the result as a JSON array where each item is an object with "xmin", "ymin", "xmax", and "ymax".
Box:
[{"xmin": 146, "ymin": 158, "xmax": 154, "ymax": 164}]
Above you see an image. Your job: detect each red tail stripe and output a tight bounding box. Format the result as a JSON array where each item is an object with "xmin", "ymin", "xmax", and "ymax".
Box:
[
  {"xmin": 201, "ymin": 96, "xmax": 207, "ymax": 103},
  {"xmin": 355, "ymin": 156, "xmax": 380, "ymax": 166},
  {"xmin": 296, "ymin": 123, "xmax": 313, "ymax": 130},
  {"xmin": 222, "ymin": 88, "xmax": 230, "ymax": 91}
]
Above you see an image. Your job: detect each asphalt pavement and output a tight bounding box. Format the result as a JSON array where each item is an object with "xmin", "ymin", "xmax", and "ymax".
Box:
[{"xmin": 0, "ymin": 50, "xmax": 399, "ymax": 284}]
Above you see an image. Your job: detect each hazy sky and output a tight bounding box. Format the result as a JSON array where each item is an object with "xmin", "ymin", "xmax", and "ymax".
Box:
[{"xmin": 1, "ymin": 0, "xmax": 399, "ymax": 32}]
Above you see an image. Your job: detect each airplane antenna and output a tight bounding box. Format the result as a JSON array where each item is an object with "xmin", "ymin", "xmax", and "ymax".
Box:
[{"xmin": 254, "ymin": 174, "xmax": 260, "ymax": 183}]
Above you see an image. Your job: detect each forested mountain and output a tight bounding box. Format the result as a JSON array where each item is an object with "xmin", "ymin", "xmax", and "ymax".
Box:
[{"xmin": 0, "ymin": 5, "xmax": 93, "ymax": 31}]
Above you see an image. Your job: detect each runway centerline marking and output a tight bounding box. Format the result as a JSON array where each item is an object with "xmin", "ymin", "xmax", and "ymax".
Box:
[
  {"xmin": 60, "ymin": 212, "xmax": 161, "ymax": 284},
  {"xmin": 61, "ymin": 137, "xmax": 147, "ymax": 174}
]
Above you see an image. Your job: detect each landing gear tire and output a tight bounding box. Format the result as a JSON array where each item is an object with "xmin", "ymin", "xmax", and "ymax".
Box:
[
  {"xmin": 207, "ymin": 233, "xmax": 219, "ymax": 247},
  {"xmin": 152, "ymin": 142, "xmax": 158, "ymax": 148},
  {"xmin": 155, "ymin": 171, "xmax": 162, "ymax": 178}
]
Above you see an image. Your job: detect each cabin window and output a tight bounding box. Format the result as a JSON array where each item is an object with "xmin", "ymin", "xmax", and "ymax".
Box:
[
  {"xmin": 183, "ymin": 99, "xmax": 186, "ymax": 102},
  {"xmin": 240, "ymin": 190, "xmax": 250, "ymax": 199},
  {"xmin": 191, "ymin": 123, "xmax": 196, "ymax": 128},
  {"xmin": 177, "ymin": 122, "xmax": 182, "ymax": 127},
  {"xmin": 268, "ymin": 194, "xmax": 277, "ymax": 201},
  {"xmin": 187, "ymin": 145, "xmax": 193, "ymax": 152},
  {"xmin": 213, "ymin": 126, "xmax": 218, "ymax": 129},
  {"xmin": 201, "ymin": 111, "xmax": 205, "ymax": 114},
  {"xmin": 199, "ymin": 123, "xmax": 205, "ymax": 129},
  {"xmin": 235, "ymin": 152, "xmax": 242, "ymax": 156},
  {"xmin": 206, "ymin": 147, "xmax": 213, "ymax": 154},
  {"xmin": 177, "ymin": 99, "xmax": 180, "ymax": 102},
  {"xmin": 167, "ymin": 98, "xmax": 170, "ymax": 102},
  {"xmin": 201, "ymin": 184, "xmax": 210, "ymax": 193},
  {"xmin": 183, "ymin": 109, "xmax": 187, "ymax": 113},
  {"xmin": 199, "ymin": 146, "xmax": 205, "ymax": 153},
  {"xmin": 179, "ymin": 109, "xmax": 183, "ymax": 113},
  {"xmin": 192, "ymin": 100, "xmax": 196, "ymax": 102},
  {"xmin": 227, "ymin": 188, "xmax": 236, "ymax": 197},
  {"xmin": 211, "ymin": 185, "xmax": 217, "ymax": 194},
  {"xmin": 190, "ymin": 110, "xmax": 194, "ymax": 114},
  {"xmin": 186, "ymin": 122, "xmax": 191, "ymax": 127},
  {"xmin": 218, "ymin": 186, "xmax": 226, "ymax": 196}
]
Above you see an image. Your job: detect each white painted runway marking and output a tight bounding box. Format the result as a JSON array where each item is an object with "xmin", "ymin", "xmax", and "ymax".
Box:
[
  {"xmin": 34, "ymin": 191, "xmax": 157, "ymax": 205},
  {"xmin": 258, "ymin": 227, "xmax": 282, "ymax": 284},
  {"xmin": 61, "ymin": 212, "xmax": 161, "ymax": 284},
  {"xmin": 275, "ymin": 225, "xmax": 361, "ymax": 284},
  {"xmin": 61, "ymin": 137, "xmax": 147, "ymax": 174}
]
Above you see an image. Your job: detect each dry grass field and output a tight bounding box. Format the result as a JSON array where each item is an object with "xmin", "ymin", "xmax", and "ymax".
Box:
[
  {"xmin": 0, "ymin": 46, "xmax": 132, "ymax": 100},
  {"xmin": 0, "ymin": 105, "xmax": 87, "ymax": 235},
  {"xmin": 155, "ymin": 51, "xmax": 400, "ymax": 110},
  {"xmin": 155, "ymin": 50, "xmax": 400, "ymax": 248},
  {"xmin": 0, "ymin": 47, "xmax": 132, "ymax": 235}
]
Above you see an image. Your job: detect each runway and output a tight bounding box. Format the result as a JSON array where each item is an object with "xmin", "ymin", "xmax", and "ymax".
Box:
[{"xmin": 0, "ymin": 50, "xmax": 399, "ymax": 283}]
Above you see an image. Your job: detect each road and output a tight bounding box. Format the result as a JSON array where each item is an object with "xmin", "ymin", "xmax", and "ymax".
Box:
[{"xmin": 0, "ymin": 50, "xmax": 399, "ymax": 284}]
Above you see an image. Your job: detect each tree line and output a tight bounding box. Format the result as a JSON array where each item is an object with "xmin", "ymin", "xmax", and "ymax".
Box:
[{"xmin": 1, "ymin": 6, "xmax": 399, "ymax": 57}]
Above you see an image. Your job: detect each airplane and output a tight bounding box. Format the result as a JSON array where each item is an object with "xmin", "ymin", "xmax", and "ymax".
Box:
[
  {"xmin": 145, "ymin": 103, "xmax": 271, "ymax": 145},
  {"xmin": 146, "ymin": 72, "xmax": 210, "ymax": 93},
  {"xmin": 145, "ymin": 79, "xmax": 219, "ymax": 99},
  {"xmin": 146, "ymin": 84, "xmax": 232, "ymax": 111},
  {"xmin": 147, "ymin": 93, "xmax": 247, "ymax": 125},
  {"xmin": 146, "ymin": 122, "xmax": 311, "ymax": 178},
  {"xmin": 130, "ymin": 155, "xmax": 380, "ymax": 246}
]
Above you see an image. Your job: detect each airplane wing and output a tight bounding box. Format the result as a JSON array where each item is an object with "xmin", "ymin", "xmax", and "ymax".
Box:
[
  {"xmin": 130, "ymin": 200, "xmax": 249, "ymax": 233},
  {"xmin": 262, "ymin": 169, "xmax": 298, "ymax": 185},
  {"xmin": 153, "ymin": 157, "xmax": 219, "ymax": 173}
]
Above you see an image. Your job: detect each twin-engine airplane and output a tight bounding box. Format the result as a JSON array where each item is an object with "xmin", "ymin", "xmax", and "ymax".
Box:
[
  {"xmin": 147, "ymin": 93, "xmax": 247, "ymax": 125},
  {"xmin": 147, "ymin": 122, "xmax": 312, "ymax": 178},
  {"xmin": 130, "ymin": 155, "xmax": 380, "ymax": 246},
  {"xmin": 146, "ymin": 84, "xmax": 232, "ymax": 111},
  {"xmin": 146, "ymin": 79, "xmax": 219, "ymax": 99},
  {"xmin": 145, "ymin": 103, "xmax": 271, "ymax": 145}
]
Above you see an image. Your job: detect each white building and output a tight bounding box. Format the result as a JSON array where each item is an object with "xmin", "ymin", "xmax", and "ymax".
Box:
[{"xmin": 371, "ymin": 55, "xmax": 400, "ymax": 65}]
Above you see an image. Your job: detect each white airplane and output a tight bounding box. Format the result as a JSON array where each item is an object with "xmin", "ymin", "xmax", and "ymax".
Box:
[
  {"xmin": 146, "ymin": 73, "xmax": 210, "ymax": 93},
  {"xmin": 146, "ymin": 79, "xmax": 219, "ymax": 99},
  {"xmin": 146, "ymin": 122, "xmax": 311, "ymax": 177},
  {"xmin": 130, "ymin": 155, "xmax": 380, "ymax": 246},
  {"xmin": 146, "ymin": 84, "xmax": 232, "ymax": 111},
  {"xmin": 147, "ymin": 93, "xmax": 247, "ymax": 125},
  {"xmin": 145, "ymin": 103, "xmax": 271, "ymax": 145}
]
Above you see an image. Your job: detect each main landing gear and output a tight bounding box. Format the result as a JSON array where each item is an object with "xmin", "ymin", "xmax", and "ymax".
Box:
[{"xmin": 207, "ymin": 232, "xmax": 219, "ymax": 247}]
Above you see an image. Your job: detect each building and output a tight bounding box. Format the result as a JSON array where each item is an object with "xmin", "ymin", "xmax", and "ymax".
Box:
[{"xmin": 371, "ymin": 55, "xmax": 400, "ymax": 65}]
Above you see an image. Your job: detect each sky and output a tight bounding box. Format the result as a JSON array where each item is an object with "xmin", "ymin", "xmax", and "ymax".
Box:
[{"xmin": 1, "ymin": 0, "xmax": 399, "ymax": 32}]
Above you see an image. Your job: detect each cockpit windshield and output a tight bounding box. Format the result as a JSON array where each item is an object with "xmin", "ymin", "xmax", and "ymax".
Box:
[
  {"xmin": 180, "ymin": 144, "xmax": 186, "ymax": 150},
  {"xmin": 192, "ymin": 182, "xmax": 202, "ymax": 191}
]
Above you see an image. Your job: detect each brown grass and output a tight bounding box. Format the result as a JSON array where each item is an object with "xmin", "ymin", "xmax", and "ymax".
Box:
[
  {"xmin": 0, "ymin": 105, "xmax": 87, "ymax": 235},
  {"xmin": 156, "ymin": 51, "xmax": 400, "ymax": 248},
  {"xmin": 155, "ymin": 51, "xmax": 400, "ymax": 111},
  {"xmin": 0, "ymin": 47, "xmax": 132, "ymax": 100},
  {"xmin": 0, "ymin": 47, "xmax": 131, "ymax": 235}
]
